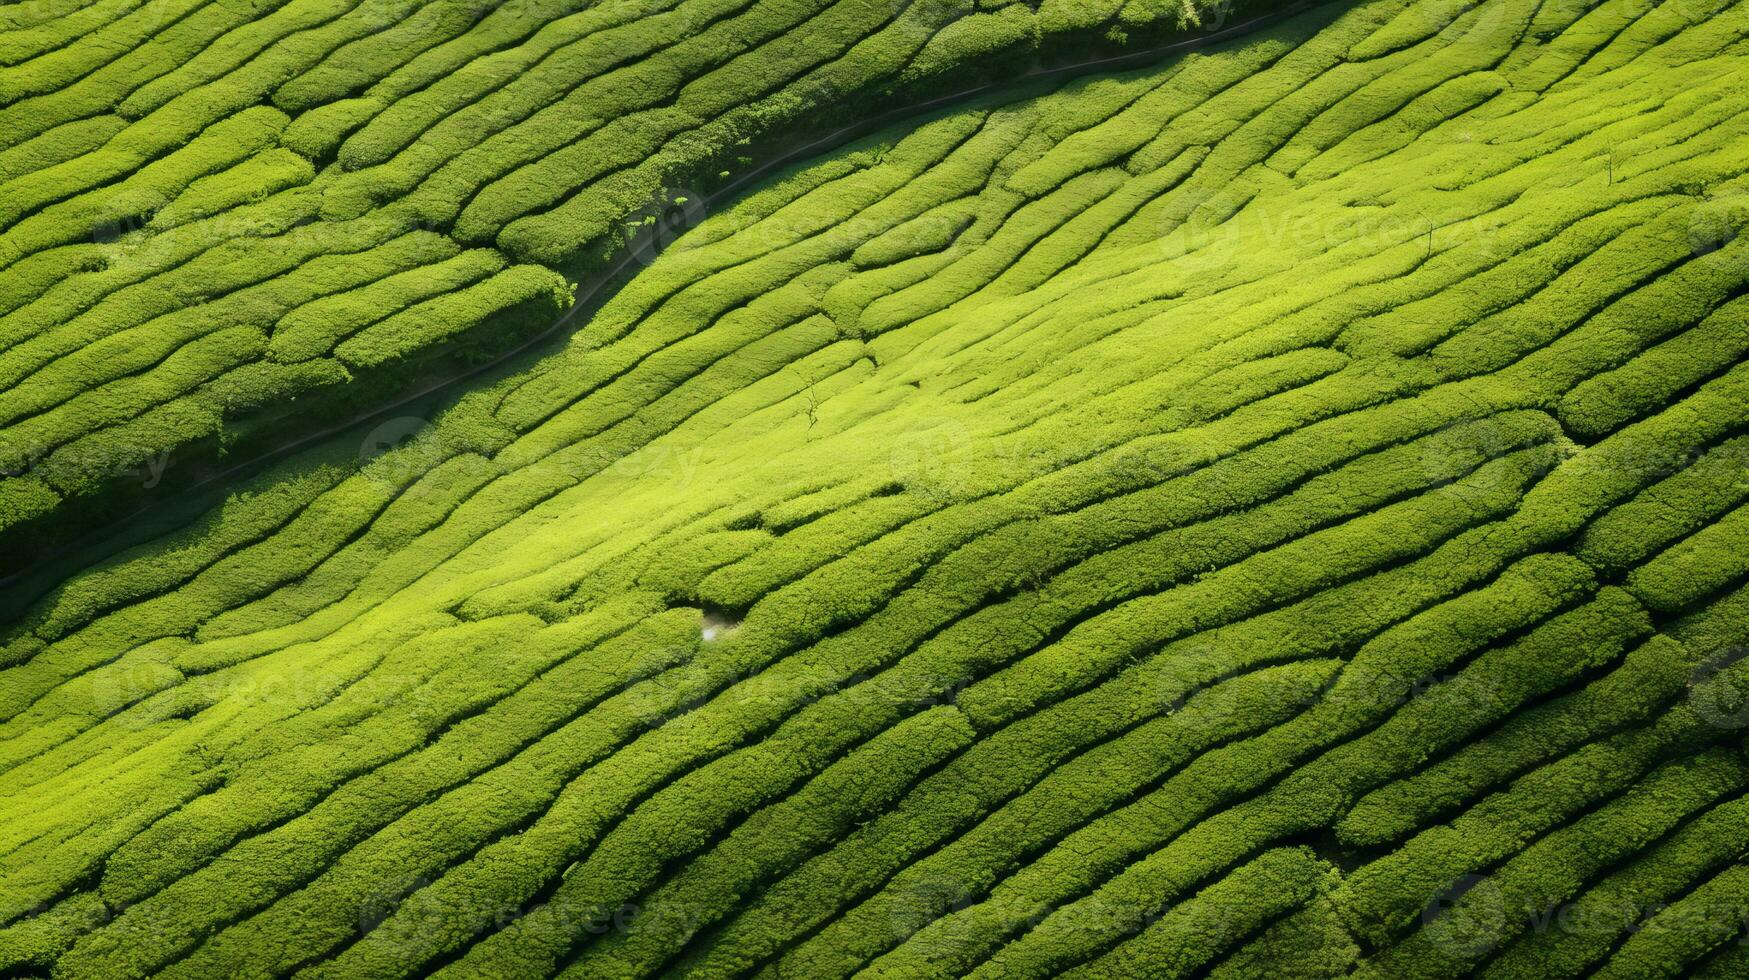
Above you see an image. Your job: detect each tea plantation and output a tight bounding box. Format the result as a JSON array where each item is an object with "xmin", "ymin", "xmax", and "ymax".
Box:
[
  {"xmin": 0, "ymin": 0, "xmax": 1248, "ymax": 548},
  {"xmin": 3, "ymin": 0, "xmax": 1749, "ymax": 975}
]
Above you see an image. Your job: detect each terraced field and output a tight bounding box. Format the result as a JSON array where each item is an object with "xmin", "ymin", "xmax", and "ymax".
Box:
[
  {"xmin": 5, "ymin": 0, "xmax": 1749, "ymax": 975},
  {"xmin": 0, "ymin": 0, "xmax": 1248, "ymax": 548}
]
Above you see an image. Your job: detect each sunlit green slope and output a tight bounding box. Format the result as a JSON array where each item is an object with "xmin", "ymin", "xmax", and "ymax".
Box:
[
  {"xmin": 4, "ymin": 0, "xmax": 1749, "ymax": 975},
  {"xmin": 0, "ymin": 0, "xmax": 1241, "ymax": 547}
]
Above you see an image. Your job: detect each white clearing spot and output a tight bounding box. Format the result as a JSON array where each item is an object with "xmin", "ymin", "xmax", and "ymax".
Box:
[{"xmin": 701, "ymin": 608, "xmax": 742, "ymax": 643}]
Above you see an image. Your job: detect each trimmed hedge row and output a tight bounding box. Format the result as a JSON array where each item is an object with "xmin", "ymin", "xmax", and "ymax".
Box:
[
  {"xmin": 4, "ymin": 0, "xmax": 1749, "ymax": 977},
  {"xmin": 0, "ymin": 0, "xmax": 1261, "ymax": 553}
]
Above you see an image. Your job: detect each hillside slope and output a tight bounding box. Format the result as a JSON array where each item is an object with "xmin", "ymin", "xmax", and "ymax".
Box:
[
  {"xmin": 0, "ymin": 0, "xmax": 1247, "ymax": 549},
  {"xmin": 4, "ymin": 0, "xmax": 1749, "ymax": 975}
]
